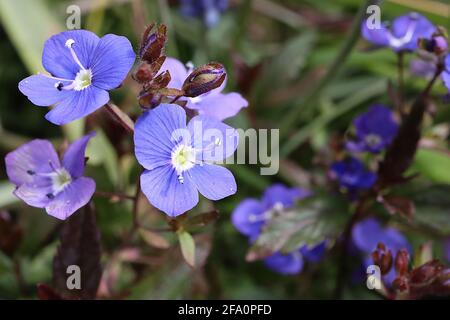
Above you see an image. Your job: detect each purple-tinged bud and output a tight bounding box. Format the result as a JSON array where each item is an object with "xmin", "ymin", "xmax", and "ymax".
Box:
[
  {"xmin": 139, "ymin": 23, "xmax": 167, "ymax": 63},
  {"xmin": 419, "ymin": 36, "xmax": 448, "ymax": 55},
  {"xmin": 371, "ymin": 242, "xmax": 393, "ymax": 275},
  {"xmin": 133, "ymin": 62, "xmax": 153, "ymax": 83},
  {"xmin": 182, "ymin": 62, "xmax": 226, "ymax": 97},
  {"xmin": 395, "ymin": 249, "xmax": 410, "ymax": 276}
]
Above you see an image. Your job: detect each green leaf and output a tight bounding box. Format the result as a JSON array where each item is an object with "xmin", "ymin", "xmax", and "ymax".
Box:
[
  {"xmin": 253, "ymin": 32, "xmax": 316, "ymax": 101},
  {"xmin": 177, "ymin": 231, "xmax": 196, "ymax": 268},
  {"xmin": 86, "ymin": 130, "xmax": 120, "ymax": 186},
  {"xmin": 0, "ymin": 181, "xmax": 18, "ymax": 207},
  {"xmin": 413, "ymin": 185, "xmax": 450, "ymax": 235},
  {"xmin": 410, "ymin": 148, "xmax": 450, "ymax": 184},
  {"xmin": 0, "ymin": 0, "xmax": 61, "ymax": 73},
  {"xmin": 246, "ymin": 195, "xmax": 349, "ymax": 261}
]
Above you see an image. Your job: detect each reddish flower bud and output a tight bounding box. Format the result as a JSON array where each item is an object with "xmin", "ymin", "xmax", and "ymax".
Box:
[
  {"xmin": 393, "ymin": 276, "xmax": 409, "ymax": 292},
  {"xmin": 410, "ymin": 260, "xmax": 441, "ymax": 285},
  {"xmin": 182, "ymin": 62, "xmax": 226, "ymax": 97},
  {"xmin": 133, "ymin": 62, "xmax": 153, "ymax": 83},
  {"xmin": 139, "ymin": 23, "xmax": 167, "ymax": 63},
  {"xmin": 371, "ymin": 242, "xmax": 393, "ymax": 275},
  {"xmin": 418, "ymin": 36, "xmax": 448, "ymax": 55},
  {"xmin": 395, "ymin": 249, "xmax": 410, "ymax": 276}
]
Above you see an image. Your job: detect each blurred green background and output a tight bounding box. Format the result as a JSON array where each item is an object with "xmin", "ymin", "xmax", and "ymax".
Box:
[{"xmin": 0, "ymin": 0, "xmax": 449, "ymax": 299}]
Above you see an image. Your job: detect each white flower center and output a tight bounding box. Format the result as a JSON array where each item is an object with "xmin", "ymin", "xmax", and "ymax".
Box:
[
  {"xmin": 364, "ymin": 133, "xmax": 382, "ymax": 148},
  {"xmin": 73, "ymin": 69, "xmax": 92, "ymax": 91},
  {"xmin": 171, "ymin": 144, "xmax": 196, "ymax": 183},
  {"xmin": 50, "ymin": 168, "xmax": 72, "ymax": 194}
]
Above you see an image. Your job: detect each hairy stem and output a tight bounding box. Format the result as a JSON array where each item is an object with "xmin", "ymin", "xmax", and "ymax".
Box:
[{"xmin": 104, "ymin": 102, "xmax": 135, "ymax": 133}]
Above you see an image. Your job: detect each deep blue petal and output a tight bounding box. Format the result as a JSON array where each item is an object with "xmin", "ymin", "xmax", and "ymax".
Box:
[
  {"xmin": 45, "ymin": 86, "xmax": 109, "ymax": 125},
  {"xmin": 42, "ymin": 30, "xmax": 99, "ymax": 79},
  {"xmin": 45, "ymin": 177, "xmax": 95, "ymax": 220},
  {"xmin": 18, "ymin": 75, "xmax": 72, "ymax": 106},
  {"xmin": 301, "ymin": 241, "xmax": 327, "ymax": 263},
  {"xmin": 90, "ymin": 34, "xmax": 135, "ymax": 90},
  {"xmin": 262, "ymin": 183, "xmax": 311, "ymax": 210},
  {"xmin": 231, "ymin": 198, "xmax": 265, "ymax": 237},
  {"xmin": 188, "ymin": 163, "xmax": 236, "ymax": 200},
  {"xmin": 264, "ymin": 251, "xmax": 304, "ymax": 275},
  {"xmin": 134, "ymin": 104, "xmax": 187, "ymax": 170},
  {"xmin": 187, "ymin": 115, "xmax": 239, "ymax": 162},
  {"xmin": 62, "ymin": 132, "xmax": 96, "ymax": 178},
  {"xmin": 5, "ymin": 139, "xmax": 61, "ymax": 186},
  {"xmin": 140, "ymin": 165, "xmax": 199, "ymax": 217}
]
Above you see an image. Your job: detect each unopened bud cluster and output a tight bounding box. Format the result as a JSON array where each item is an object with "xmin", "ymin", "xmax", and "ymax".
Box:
[{"xmin": 133, "ymin": 23, "xmax": 227, "ymax": 112}]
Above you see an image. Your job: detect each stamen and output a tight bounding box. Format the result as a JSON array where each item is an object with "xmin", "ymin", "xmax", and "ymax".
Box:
[
  {"xmin": 40, "ymin": 73, "xmax": 72, "ymax": 82},
  {"xmin": 54, "ymin": 82, "xmax": 64, "ymax": 91},
  {"xmin": 387, "ymin": 14, "xmax": 418, "ymax": 48},
  {"xmin": 65, "ymin": 38, "xmax": 86, "ymax": 70},
  {"xmin": 185, "ymin": 61, "xmax": 195, "ymax": 73},
  {"xmin": 27, "ymin": 170, "xmax": 35, "ymax": 175}
]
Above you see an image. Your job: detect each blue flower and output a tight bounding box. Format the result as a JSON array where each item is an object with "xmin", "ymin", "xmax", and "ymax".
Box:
[
  {"xmin": 231, "ymin": 184, "xmax": 311, "ymax": 238},
  {"xmin": 264, "ymin": 250, "xmax": 304, "ymax": 275},
  {"xmin": 19, "ymin": 30, "xmax": 135, "ymax": 125},
  {"xmin": 442, "ymin": 55, "xmax": 450, "ymax": 93},
  {"xmin": 346, "ymin": 105, "xmax": 398, "ymax": 153},
  {"xmin": 330, "ymin": 157, "xmax": 376, "ymax": 193},
  {"xmin": 352, "ymin": 218, "xmax": 411, "ymax": 285},
  {"xmin": 180, "ymin": 0, "xmax": 228, "ymax": 27},
  {"xmin": 231, "ymin": 184, "xmax": 325, "ymax": 275},
  {"xmin": 161, "ymin": 57, "xmax": 248, "ymax": 121},
  {"xmin": 5, "ymin": 133, "xmax": 96, "ymax": 220},
  {"xmin": 361, "ymin": 12, "xmax": 435, "ymax": 52},
  {"xmin": 264, "ymin": 242, "xmax": 327, "ymax": 275},
  {"xmin": 134, "ymin": 104, "xmax": 239, "ymax": 217}
]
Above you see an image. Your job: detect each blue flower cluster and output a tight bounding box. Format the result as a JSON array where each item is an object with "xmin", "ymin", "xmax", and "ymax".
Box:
[
  {"xmin": 8, "ymin": 29, "xmax": 246, "ymax": 220},
  {"xmin": 232, "ymin": 184, "xmax": 326, "ymax": 275}
]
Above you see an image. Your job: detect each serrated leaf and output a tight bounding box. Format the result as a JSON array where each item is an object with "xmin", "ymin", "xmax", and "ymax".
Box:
[
  {"xmin": 246, "ymin": 196, "xmax": 348, "ymax": 261},
  {"xmin": 177, "ymin": 231, "xmax": 196, "ymax": 268},
  {"xmin": 53, "ymin": 203, "xmax": 102, "ymax": 299}
]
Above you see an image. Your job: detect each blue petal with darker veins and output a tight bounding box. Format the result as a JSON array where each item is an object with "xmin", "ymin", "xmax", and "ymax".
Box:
[{"xmin": 45, "ymin": 86, "xmax": 109, "ymax": 125}]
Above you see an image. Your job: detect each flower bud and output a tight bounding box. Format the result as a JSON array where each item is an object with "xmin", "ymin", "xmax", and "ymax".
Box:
[
  {"xmin": 371, "ymin": 242, "xmax": 393, "ymax": 275},
  {"xmin": 182, "ymin": 62, "xmax": 226, "ymax": 97},
  {"xmin": 395, "ymin": 249, "xmax": 410, "ymax": 276},
  {"xmin": 393, "ymin": 276, "xmax": 409, "ymax": 292},
  {"xmin": 139, "ymin": 23, "xmax": 167, "ymax": 63},
  {"xmin": 418, "ymin": 36, "xmax": 448, "ymax": 55}
]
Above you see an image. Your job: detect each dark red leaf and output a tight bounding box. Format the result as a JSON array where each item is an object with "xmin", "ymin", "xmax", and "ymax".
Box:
[{"xmin": 53, "ymin": 203, "xmax": 102, "ymax": 299}]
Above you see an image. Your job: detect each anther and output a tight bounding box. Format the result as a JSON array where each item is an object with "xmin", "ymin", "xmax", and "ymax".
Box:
[
  {"xmin": 54, "ymin": 82, "xmax": 63, "ymax": 91},
  {"xmin": 65, "ymin": 39, "xmax": 75, "ymax": 48},
  {"xmin": 26, "ymin": 170, "xmax": 35, "ymax": 175}
]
